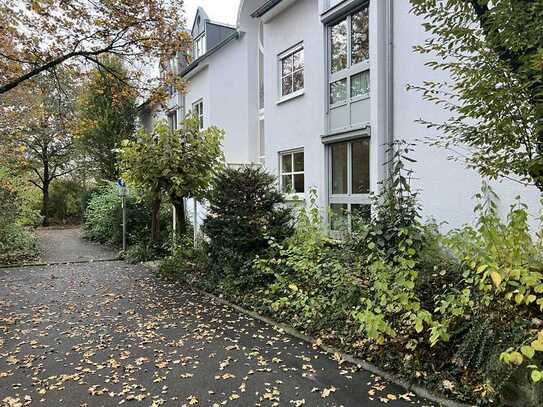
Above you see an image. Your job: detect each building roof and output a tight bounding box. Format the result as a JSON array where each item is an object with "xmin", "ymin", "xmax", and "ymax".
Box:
[
  {"xmin": 180, "ymin": 30, "xmax": 242, "ymax": 78},
  {"xmin": 250, "ymin": 0, "xmax": 284, "ymax": 18}
]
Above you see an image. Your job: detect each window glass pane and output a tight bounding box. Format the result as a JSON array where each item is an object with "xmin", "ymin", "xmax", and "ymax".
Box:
[
  {"xmin": 351, "ymin": 71, "xmax": 370, "ymax": 98},
  {"xmin": 293, "ymin": 152, "xmax": 304, "ymax": 172},
  {"xmin": 331, "ymin": 19, "xmax": 347, "ymax": 73},
  {"xmin": 352, "ymin": 138, "xmax": 370, "ymax": 194},
  {"xmin": 293, "ymin": 70, "xmax": 304, "ymax": 92},
  {"xmin": 330, "ymin": 79, "xmax": 347, "ymax": 105},
  {"xmin": 282, "ymin": 55, "xmax": 293, "ymax": 76},
  {"xmin": 282, "ymin": 154, "xmax": 292, "ymax": 173},
  {"xmin": 282, "ymin": 175, "xmax": 293, "ymax": 193},
  {"xmin": 294, "ymin": 174, "xmax": 304, "ymax": 193},
  {"xmin": 259, "ymin": 51, "xmax": 265, "ymax": 110},
  {"xmin": 331, "ymin": 142, "xmax": 348, "ymax": 194},
  {"xmin": 293, "ymin": 49, "xmax": 304, "ymax": 71},
  {"xmin": 282, "ymin": 75, "xmax": 293, "ymax": 96},
  {"xmin": 352, "ymin": 7, "xmax": 369, "ymax": 65},
  {"xmin": 259, "ymin": 120, "xmax": 265, "ymax": 157},
  {"xmin": 330, "ymin": 204, "xmax": 348, "ymax": 231}
]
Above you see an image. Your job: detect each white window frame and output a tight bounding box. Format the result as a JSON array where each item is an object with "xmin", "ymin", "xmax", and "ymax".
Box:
[
  {"xmin": 328, "ymin": 138, "xmax": 371, "ymax": 232},
  {"xmin": 192, "ymin": 100, "xmax": 204, "ymax": 130},
  {"xmin": 279, "ymin": 149, "xmax": 305, "ymax": 197},
  {"xmin": 193, "ymin": 33, "xmax": 206, "ymax": 60},
  {"xmin": 258, "ymin": 21, "xmax": 265, "ymax": 114},
  {"xmin": 327, "ymin": 4, "xmax": 370, "ymax": 132},
  {"xmin": 277, "ymin": 43, "xmax": 305, "ymax": 104},
  {"xmin": 167, "ymin": 110, "xmax": 178, "ymax": 130}
]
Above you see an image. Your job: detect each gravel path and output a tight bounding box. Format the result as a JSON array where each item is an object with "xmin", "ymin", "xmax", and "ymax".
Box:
[{"xmin": 0, "ymin": 229, "xmax": 436, "ymax": 406}]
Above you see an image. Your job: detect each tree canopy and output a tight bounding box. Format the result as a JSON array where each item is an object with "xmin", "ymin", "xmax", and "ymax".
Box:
[
  {"xmin": 119, "ymin": 116, "xmax": 224, "ymax": 240},
  {"xmin": 0, "ymin": 71, "xmax": 79, "ymax": 225},
  {"xmin": 76, "ymin": 56, "xmax": 138, "ymax": 181},
  {"xmin": 0, "ymin": 0, "xmax": 191, "ymax": 97},
  {"xmin": 410, "ymin": 0, "xmax": 543, "ymax": 189}
]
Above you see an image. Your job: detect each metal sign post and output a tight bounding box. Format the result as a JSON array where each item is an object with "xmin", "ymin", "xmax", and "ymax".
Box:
[{"xmin": 117, "ymin": 179, "xmax": 128, "ymax": 252}]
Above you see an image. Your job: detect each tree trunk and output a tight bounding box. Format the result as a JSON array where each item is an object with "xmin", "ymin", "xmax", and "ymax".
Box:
[
  {"xmin": 42, "ymin": 181, "xmax": 50, "ymax": 227},
  {"xmin": 150, "ymin": 191, "xmax": 161, "ymax": 244},
  {"xmin": 172, "ymin": 198, "xmax": 187, "ymax": 239}
]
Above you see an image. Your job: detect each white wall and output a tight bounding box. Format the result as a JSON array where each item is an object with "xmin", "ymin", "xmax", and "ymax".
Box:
[
  {"xmin": 392, "ymin": 0, "xmax": 541, "ymax": 229},
  {"xmin": 263, "ymin": 0, "xmax": 327, "ymax": 209},
  {"xmin": 207, "ymin": 39, "xmax": 251, "ymax": 164}
]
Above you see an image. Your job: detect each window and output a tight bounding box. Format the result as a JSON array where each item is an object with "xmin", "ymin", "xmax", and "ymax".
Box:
[
  {"xmin": 193, "ymin": 100, "xmax": 204, "ymax": 130},
  {"xmin": 280, "ymin": 150, "xmax": 304, "ymax": 194},
  {"xmin": 279, "ymin": 45, "xmax": 304, "ymax": 99},
  {"xmin": 193, "ymin": 33, "xmax": 206, "ymax": 60},
  {"xmin": 258, "ymin": 22, "xmax": 265, "ymax": 112},
  {"xmin": 258, "ymin": 119, "xmax": 265, "ymax": 165},
  {"xmin": 328, "ymin": 5, "xmax": 370, "ymax": 132},
  {"xmin": 328, "ymin": 138, "xmax": 370, "ymax": 231},
  {"xmin": 167, "ymin": 111, "xmax": 177, "ymax": 130}
]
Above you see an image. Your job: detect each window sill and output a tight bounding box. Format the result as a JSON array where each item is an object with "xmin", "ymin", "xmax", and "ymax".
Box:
[{"xmin": 276, "ymin": 90, "xmax": 304, "ymax": 105}]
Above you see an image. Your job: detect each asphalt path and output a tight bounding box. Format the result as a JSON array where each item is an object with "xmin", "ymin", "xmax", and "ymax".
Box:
[{"xmin": 0, "ymin": 229, "xmax": 436, "ymax": 407}]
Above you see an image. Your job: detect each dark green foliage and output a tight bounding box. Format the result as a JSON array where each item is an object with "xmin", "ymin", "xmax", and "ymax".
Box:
[
  {"xmin": 83, "ymin": 183, "xmax": 170, "ymax": 250},
  {"xmin": 77, "ymin": 56, "xmax": 137, "ymax": 181},
  {"xmin": 0, "ymin": 175, "xmax": 39, "ymax": 264},
  {"xmin": 46, "ymin": 178, "xmax": 86, "ymax": 224},
  {"xmin": 202, "ymin": 166, "xmax": 293, "ymax": 291},
  {"xmin": 367, "ymin": 141, "xmax": 423, "ymax": 261},
  {"xmin": 253, "ymin": 208, "xmax": 363, "ymax": 334},
  {"xmin": 158, "ymin": 235, "xmax": 207, "ymax": 281}
]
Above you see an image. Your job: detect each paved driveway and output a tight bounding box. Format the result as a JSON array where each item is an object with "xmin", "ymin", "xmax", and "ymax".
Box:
[{"xmin": 0, "ymin": 229, "xmax": 435, "ymax": 406}]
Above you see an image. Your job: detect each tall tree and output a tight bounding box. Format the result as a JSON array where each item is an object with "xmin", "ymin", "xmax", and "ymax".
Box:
[
  {"xmin": 76, "ymin": 57, "xmax": 137, "ymax": 181},
  {"xmin": 0, "ymin": 0, "xmax": 190, "ymax": 97},
  {"xmin": 119, "ymin": 117, "xmax": 223, "ymax": 244},
  {"xmin": 409, "ymin": 0, "xmax": 543, "ymax": 189},
  {"xmin": 0, "ymin": 72, "xmax": 78, "ymax": 226}
]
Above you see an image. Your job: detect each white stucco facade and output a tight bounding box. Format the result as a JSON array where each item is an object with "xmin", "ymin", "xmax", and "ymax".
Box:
[{"xmin": 140, "ymin": 0, "xmax": 541, "ymax": 231}]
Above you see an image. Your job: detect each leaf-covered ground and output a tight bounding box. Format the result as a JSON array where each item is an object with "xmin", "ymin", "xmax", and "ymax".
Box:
[{"xmin": 0, "ymin": 229, "xmax": 436, "ymax": 406}]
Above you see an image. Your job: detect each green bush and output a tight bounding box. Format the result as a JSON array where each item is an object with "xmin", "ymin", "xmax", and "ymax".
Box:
[
  {"xmin": 47, "ymin": 178, "xmax": 86, "ymax": 224},
  {"xmin": 158, "ymin": 235, "xmax": 207, "ymax": 281},
  {"xmin": 0, "ymin": 223, "xmax": 39, "ymax": 264},
  {"xmin": 0, "ymin": 175, "xmax": 39, "ymax": 264},
  {"xmin": 202, "ymin": 166, "xmax": 293, "ymax": 292},
  {"xmin": 83, "ymin": 182, "xmax": 171, "ymax": 252},
  {"xmin": 253, "ymin": 203, "xmax": 362, "ymax": 334}
]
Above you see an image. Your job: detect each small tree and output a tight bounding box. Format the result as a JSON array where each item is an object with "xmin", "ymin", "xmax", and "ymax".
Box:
[
  {"xmin": 119, "ymin": 117, "xmax": 223, "ymax": 244},
  {"xmin": 76, "ymin": 57, "xmax": 137, "ymax": 181},
  {"xmin": 409, "ymin": 0, "xmax": 543, "ymax": 190},
  {"xmin": 0, "ymin": 72, "xmax": 78, "ymax": 226}
]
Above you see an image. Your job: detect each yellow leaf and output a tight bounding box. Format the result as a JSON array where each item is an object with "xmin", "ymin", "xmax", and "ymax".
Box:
[
  {"xmin": 510, "ymin": 352, "xmax": 524, "ymax": 365},
  {"xmin": 490, "ymin": 271, "xmax": 502, "ymax": 288},
  {"xmin": 531, "ymin": 339, "xmax": 543, "ymax": 352}
]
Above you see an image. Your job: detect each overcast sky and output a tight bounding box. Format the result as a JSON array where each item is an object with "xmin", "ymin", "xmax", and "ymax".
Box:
[{"xmin": 183, "ymin": 0, "xmax": 241, "ymax": 27}]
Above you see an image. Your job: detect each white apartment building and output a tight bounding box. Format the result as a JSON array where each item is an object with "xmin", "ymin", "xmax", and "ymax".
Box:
[{"xmin": 140, "ymin": 0, "xmax": 541, "ymax": 231}]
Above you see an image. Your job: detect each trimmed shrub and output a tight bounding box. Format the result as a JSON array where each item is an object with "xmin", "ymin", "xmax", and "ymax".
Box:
[{"xmin": 202, "ymin": 166, "xmax": 293, "ymax": 292}]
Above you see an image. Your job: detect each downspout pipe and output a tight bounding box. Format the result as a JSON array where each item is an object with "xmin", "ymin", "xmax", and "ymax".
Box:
[{"xmin": 386, "ymin": 0, "xmax": 395, "ymax": 177}]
